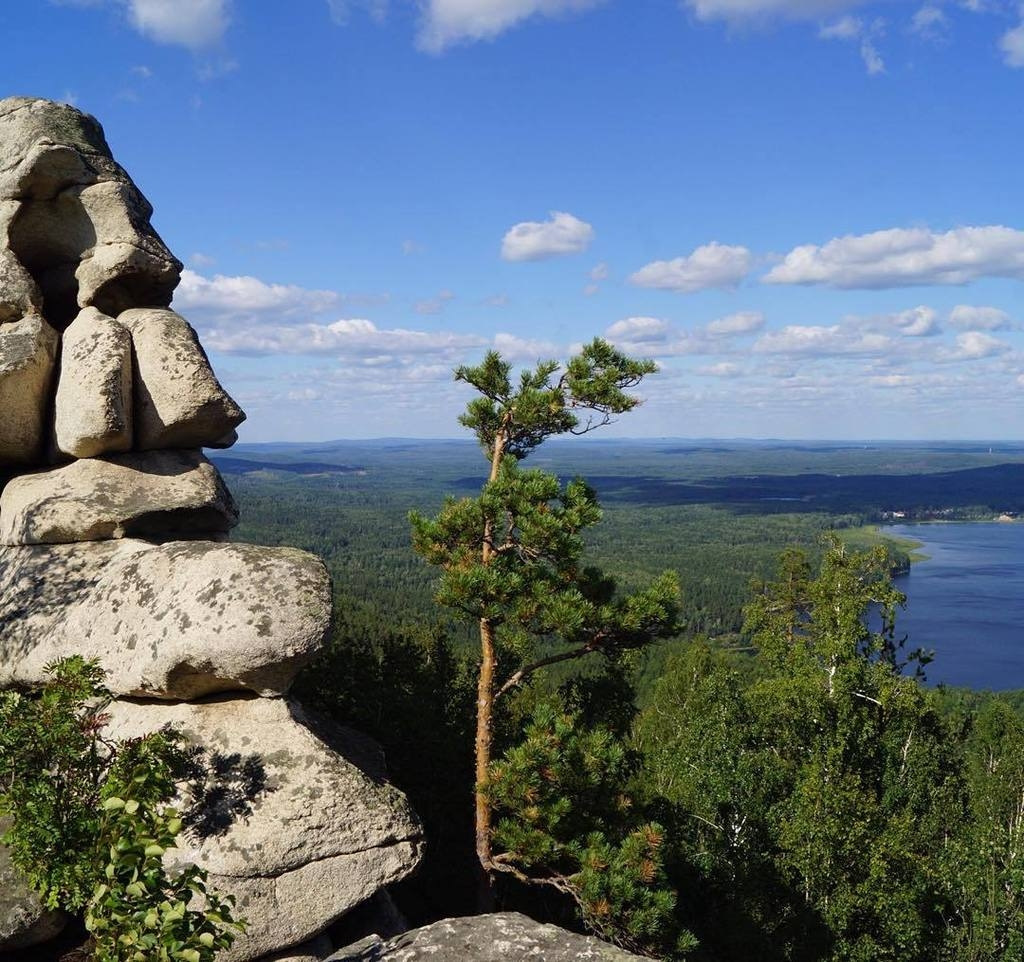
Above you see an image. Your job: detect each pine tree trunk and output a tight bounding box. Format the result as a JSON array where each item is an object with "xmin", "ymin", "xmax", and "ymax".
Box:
[
  {"xmin": 475, "ymin": 614, "xmax": 497, "ymax": 912},
  {"xmin": 474, "ymin": 427, "xmax": 507, "ymax": 913}
]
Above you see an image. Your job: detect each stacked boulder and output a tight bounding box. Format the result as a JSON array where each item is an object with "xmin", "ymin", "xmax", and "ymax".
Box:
[{"xmin": 0, "ymin": 97, "xmax": 422, "ymax": 962}]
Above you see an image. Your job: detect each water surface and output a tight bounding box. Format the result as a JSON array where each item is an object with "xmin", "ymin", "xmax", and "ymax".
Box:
[{"xmin": 887, "ymin": 523, "xmax": 1024, "ymax": 690}]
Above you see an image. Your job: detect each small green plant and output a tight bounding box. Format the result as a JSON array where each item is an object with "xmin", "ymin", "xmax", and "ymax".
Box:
[{"xmin": 0, "ymin": 656, "xmax": 243, "ymax": 960}]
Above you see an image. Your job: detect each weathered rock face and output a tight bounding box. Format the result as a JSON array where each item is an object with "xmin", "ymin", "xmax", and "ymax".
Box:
[
  {"xmin": 0, "ymin": 820, "xmax": 67, "ymax": 952},
  {"xmin": 104, "ymin": 697, "xmax": 424, "ymax": 962},
  {"xmin": 328, "ymin": 914, "xmax": 651, "ymax": 961},
  {"xmin": 0, "ymin": 449, "xmax": 237, "ymax": 544},
  {"xmin": 119, "ymin": 307, "xmax": 245, "ymax": 449},
  {"xmin": 0, "ymin": 96, "xmax": 423, "ymax": 962},
  {"xmin": 258, "ymin": 936, "xmax": 334, "ymax": 962},
  {"xmin": 53, "ymin": 306, "xmax": 132, "ymax": 458},
  {"xmin": 0, "ymin": 538, "xmax": 331, "ymax": 699},
  {"xmin": 0, "ymin": 313, "xmax": 58, "ymax": 466},
  {"xmin": 0, "ymin": 97, "xmax": 181, "ymax": 328}
]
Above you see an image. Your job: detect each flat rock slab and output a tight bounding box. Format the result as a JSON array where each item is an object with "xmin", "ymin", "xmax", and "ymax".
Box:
[
  {"xmin": 256, "ymin": 936, "xmax": 333, "ymax": 962},
  {"xmin": 0, "ymin": 822, "xmax": 66, "ymax": 952},
  {"xmin": 0, "ymin": 539, "xmax": 331, "ymax": 699},
  {"xmin": 104, "ymin": 697, "xmax": 424, "ymax": 962},
  {"xmin": 0, "ymin": 450, "xmax": 237, "ymax": 545},
  {"xmin": 329, "ymin": 914, "xmax": 649, "ymax": 962},
  {"xmin": 119, "ymin": 307, "xmax": 245, "ymax": 450}
]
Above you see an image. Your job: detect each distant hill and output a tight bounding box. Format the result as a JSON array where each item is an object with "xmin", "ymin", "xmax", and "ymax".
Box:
[{"xmin": 210, "ymin": 456, "xmax": 364, "ymax": 476}]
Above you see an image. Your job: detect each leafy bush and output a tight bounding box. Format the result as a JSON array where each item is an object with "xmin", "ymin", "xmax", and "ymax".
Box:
[{"xmin": 0, "ymin": 656, "xmax": 243, "ymax": 960}]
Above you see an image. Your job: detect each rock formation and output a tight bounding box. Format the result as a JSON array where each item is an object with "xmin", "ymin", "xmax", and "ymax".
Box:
[
  {"xmin": 327, "ymin": 913, "xmax": 653, "ymax": 961},
  {"xmin": 0, "ymin": 97, "xmax": 422, "ymax": 961}
]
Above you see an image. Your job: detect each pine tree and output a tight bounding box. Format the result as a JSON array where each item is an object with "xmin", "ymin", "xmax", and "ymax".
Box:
[{"xmin": 410, "ymin": 338, "xmax": 680, "ymax": 910}]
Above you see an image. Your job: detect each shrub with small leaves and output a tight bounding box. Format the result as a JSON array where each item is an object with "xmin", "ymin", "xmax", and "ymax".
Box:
[{"xmin": 86, "ymin": 788, "xmax": 243, "ymax": 962}]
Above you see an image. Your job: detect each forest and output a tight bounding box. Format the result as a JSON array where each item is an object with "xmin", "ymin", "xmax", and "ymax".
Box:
[{"xmin": 216, "ymin": 417, "xmax": 1024, "ymax": 961}]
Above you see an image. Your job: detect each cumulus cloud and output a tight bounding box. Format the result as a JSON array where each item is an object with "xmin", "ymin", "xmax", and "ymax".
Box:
[
  {"xmin": 763, "ymin": 225, "xmax": 1024, "ymax": 288},
  {"xmin": 417, "ymin": 0, "xmax": 603, "ymax": 53},
  {"xmin": 501, "ymin": 211, "xmax": 594, "ymax": 262},
  {"xmin": 948, "ymin": 305, "xmax": 1013, "ymax": 330},
  {"xmin": 126, "ymin": 0, "xmax": 230, "ymax": 48},
  {"xmin": 174, "ymin": 269, "xmax": 340, "ymax": 318},
  {"xmin": 939, "ymin": 330, "xmax": 1012, "ymax": 361},
  {"xmin": 605, "ymin": 316, "xmax": 671, "ymax": 343},
  {"xmin": 753, "ymin": 324, "xmax": 892, "ymax": 356},
  {"xmin": 203, "ymin": 316, "xmax": 488, "ymax": 357},
  {"xmin": 819, "ymin": 15, "xmax": 886, "ymax": 74},
  {"xmin": 630, "ymin": 242, "xmax": 753, "ymax": 293},
  {"xmin": 698, "ymin": 361, "xmax": 744, "ymax": 377},
  {"xmin": 685, "ymin": 0, "xmax": 871, "ymax": 25},
  {"xmin": 867, "ymin": 305, "xmax": 941, "ymax": 337},
  {"xmin": 910, "ymin": 5, "xmax": 949, "ymax": 42},
  {"xmin": 1001, "ymin": 18, "xmax": 1024, "ymax": 67},
  {"xmin": 706, "ymin": 310, "xmax": 765, "ymax": 336}
]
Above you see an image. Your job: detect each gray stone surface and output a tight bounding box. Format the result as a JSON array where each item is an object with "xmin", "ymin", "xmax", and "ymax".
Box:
[
  {"xmin": 258, "ymin": 936, "xmax": 333, "ymax": 962},
  {"xmin": 0, "ymin": 97, "xmax": 180, "ymax": 329},
  {"xmin": 328, "ymin": 914, "xmax": 649, "ymax": 962},
  {"xmin": 119, "ymin": 307, "xmax": 245, "ymax": 449},
  {"xmin": 103, "ymin": 697, "xmax": 424, "ymax": 962},
  {"xmin": 0, "ymin": 539, "xmax": 331, "ymax": 698},
  {"xmin": 0, "ymin": 820, "xmax": 66, "ymax": 952},
  {"xmin": 53, "ymin": 306, "xmax": 133, "ymax": 458},
  {"xmin": 0, "ymin": 450, "xmax": 237, "ymax": 545},
  {"xmin": 0, "ymin": 312, "xmax": 58, "ymax": 466},
  {"xmin": 0, "ymin": 248, "xmax": 41, "ymax": 323}
]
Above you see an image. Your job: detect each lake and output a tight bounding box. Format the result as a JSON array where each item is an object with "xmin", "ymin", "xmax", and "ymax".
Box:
[{"xmin": 887, "ymin": 523, "xmax": 1024, "ymax": 691}]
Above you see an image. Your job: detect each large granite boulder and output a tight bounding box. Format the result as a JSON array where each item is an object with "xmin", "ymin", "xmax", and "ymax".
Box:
[
  {"xmin": 103, "ymin": 697, "xmax": 424, "ymax": 962},
  {"xmin": 119, "ymin": 307, "xmax": 245, "ymax": 449},
  {"xmin": 53, "ymin": 306, "xmax": 133, "ymax": 458},
  {"xmin": 328, "ymin": 914, "xmax": 651, "ymax": 961},
  {"xmin": 0, "ymin": 450, "xmax": 237, "ymax": 545},
  {"xmin": 0, "ymin": 97, "xmax": 180, "ymax": 329},
  {"xmin": 0, "ymin": 822, "xmax": 67, "ymax": 952},
  {"xmin": 0, "ymin": 312, "xmax": 58, "ymax": 466},
  {"xmin": 0, "ymin": 539, "xmax": 331, "ymax": 699}
]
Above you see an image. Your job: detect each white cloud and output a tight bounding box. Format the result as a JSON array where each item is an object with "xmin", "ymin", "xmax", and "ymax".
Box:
[
  {"xmin": 763, "ymin": 225, "xmax": 1024, "ymax": 288},
  {"xmin": 886, "ymin": 305, "xmax": 940, "ymax": 337},
  {"xmin": 630, "ymin": 242, "xmax": 752, "ymax": 293},
  {"xmin": 189, "ymin": 252, "xmax": 216, "ymax": 268},
  {"xmin": 327, "ymin": 0, "xmax": 388, "ymax": 25},
  {"xmin": 174, "ymin": 269, "xmax": 341, "ymax": 318},
  {"xmin": 589, "ymin": 261, "xmax": 609, "ymax": 281},
  {"xmin": 401, "ymin": 239, "xmax": 424, "ymax": 255},
  {"xmin": 414, "ymin": 289, "xmax": 456, "ymax": 314},
  {"xmin": 948, "ymin": 305, "xmax": 1013, "ymax": 330},
  {"xmin": 910, "ymin": 5, "xmax": 949, "ymax": 42},
  {"xmin": 492, "ymin": 332, "xmax": 562, "ymax": 359},
  {"xmin": 685, "ymin": 0, "xmax": 871, "ymax": 25},
  {"xmin": 706, "ymin": 310, "xmax": 765, "ymax": 336},
  {"xmin": 417, "ymin": 0, "xmax": 603, "ymax": 53},
  {"xmin": 819, "ymin": 15, "xmax": 885, "ymax": 75},
  {"xmin": 939, "ymin": 330, "xmax": 1012, "ymax": 361},
  {"xmin": 698, "ymin": 361, "xmax": 744, "ymax": 377},
  {"xmin": 605, "ymin": 316, "xmax": 670, "ymax": 342},
  {"xmin": 1001, "ymin": 19, "xmax": 1024, "ymax": 67},
  {"xmin": 753, "ymin": 324, "xmax": 892, "ymax": 356},
  {"xmin": 126, "ymin": 0, "xmax": 230, "ymax": 49},
  {"xmin": 501, "ymin": 210, "xmax": 594, "ymax": 262},
  {"xmin": 203, "ymin": 316, "xmax": 488, "ymax": 357}
]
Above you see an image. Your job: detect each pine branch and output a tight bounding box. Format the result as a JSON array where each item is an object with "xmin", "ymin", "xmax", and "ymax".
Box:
[{"xmin": 496, "ymin": 643, "xmax": 598, "ymax": 699}]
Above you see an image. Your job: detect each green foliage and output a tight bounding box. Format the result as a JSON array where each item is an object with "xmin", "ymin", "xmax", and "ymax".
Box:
[
  {"xmin": 0, "ymin": 656, "xmax": 113, "ymax": 909},
  {"xmin": 87, "ymin": 791, "xmax": 242, "ymax": 962},
  {"xmin": 490, "ymin": 701, "xmax": 692, "ymax": 957},
  {"xmin": 0, "ymin": 657, "xmax": 242, "ymax": 961}
]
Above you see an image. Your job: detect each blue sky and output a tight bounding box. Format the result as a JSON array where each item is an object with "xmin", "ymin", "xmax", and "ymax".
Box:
[{"xmin": 4, "ymin": 0, "xmax": 1023, "ymax": 441}]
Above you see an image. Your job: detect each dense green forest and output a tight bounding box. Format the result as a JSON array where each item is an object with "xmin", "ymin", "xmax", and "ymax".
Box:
[{"xmin": 220, "ymin": 439, "xmax": 1024, "ymax": 961}]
